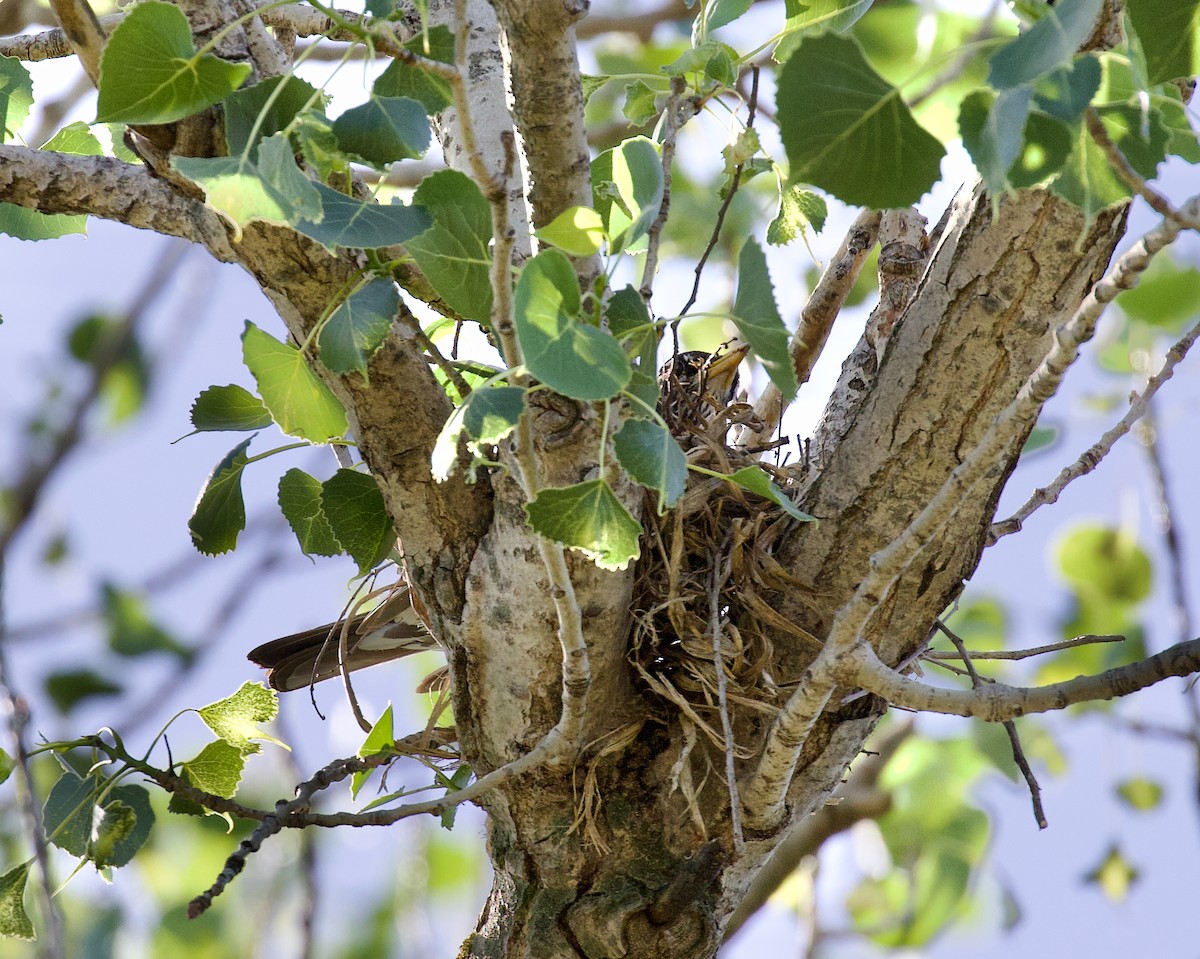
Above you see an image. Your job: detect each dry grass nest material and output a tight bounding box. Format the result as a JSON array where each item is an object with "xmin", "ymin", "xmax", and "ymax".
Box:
[{"xmin": 629, "ymin": 400, "xmax": 820, "ymax": 754}]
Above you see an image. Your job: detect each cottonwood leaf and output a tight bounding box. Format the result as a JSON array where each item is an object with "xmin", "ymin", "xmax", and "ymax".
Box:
[
  {"xmin": 373, "ymin": 26, "xmax": 455, "ymax": 113},
  {"xmin": 224, "ymin": 75, "xmax": 324, "ymax": 157},
  {"xmin": 732, "ymin": 238, "xmax": 797, "ymax": 399},
  {"xmin": 197, "ymin": 681, "xmax": 283, "ymax": 751},
  {"xmin": 405, "ymin": 170, "xmax": 493, "ymax": 322},
  {"xmin": 242, "ymin": 322, "xmax": 347, "ymax": 442},
  {"xmin": 321, "ymin": 470, "xmax": 394, "ymax": 575},
  {"xmin": 188, "ymin": 438, "xmax": 253, "ymax": 555},
  {"xmin": 95, "ymin": 1, "xmax": 250, "ymax": 123},
  {"xmin": 278, "ymin": 468, "xmax": 341, "ymax": 557},
  {"xmin": 1127, "ymin": 0, "xmax": 1200, "ymax": 84},
  {"xmin": 0, "ymin": 122, "xmax": 102, "ymax": 240},
  {"xmin": 332, "ymin": 95, "xmax": 431, "ymax": 166},
  {"xmin": 592, "ymin": 137, "xmax": 664, "ymax": 254},
  {"xmin": 319, "ymin": 278, "xmax": 399, "ymax": 377},
  {"xmin": 613, "ymin": 418, "xmax": 687, "ymax": 512},
  {"xmin": 988, "ymin": 0, "xmax": 1105, "ymax": 89},
  {"xmin": 777, "ymin": 34, "xmax": 944, "ymax": 207},
  {"xmin": 352, "ymin": 705, "xmax": 395, "ymax": 799},
  {"xmin": 725, "ymin": 466, "xmax": 814, "ymax": 522},
  {"xmin": 189, "ymin": 384, "xmax": 272, "ymax": 433},
  {"xmin": 295, "ymin": 183, "xmax": 431, "ymax": 250},
  {"xmin": 0, "ymin": 56, "xmax": 33, "ymax": 142},
  {"xmin": 525, "ymin": 479, "xmax": 641, "ymax": 571},
  {"xmin": 169, "ymin": 739, "xmax": 249, "ymax": 822},
  {"xmin": 514, "ymin": 250, "xmax": 630, "ymax": 401},
  {"xmin": 536, "ymin": 206, "xmax": 606, "ymax": 257},
  {"xmin": 0, "ymin": 861, "xmax": 33, "ymax": 940}
]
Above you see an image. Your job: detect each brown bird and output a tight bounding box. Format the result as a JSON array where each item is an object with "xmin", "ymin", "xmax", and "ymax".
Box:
[
  {"xmin": 249, "ymin": 345, "xmax": 750, "ymax": 692},
  {"xmin": 247, "ymin": 583, "xmax": 436, "ymax": 692},
  {"xmin": 656, "ymin": 342, "xmax": 750, "ymax": 436}
]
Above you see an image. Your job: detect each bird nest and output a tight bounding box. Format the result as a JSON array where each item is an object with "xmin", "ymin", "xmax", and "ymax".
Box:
[{"xmin": 628, "ymin": 401, "xmax": 820, "ymax": 754}]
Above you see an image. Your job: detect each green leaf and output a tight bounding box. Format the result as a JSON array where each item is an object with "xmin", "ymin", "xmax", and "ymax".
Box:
[
  {"xmin": 173, "ymin": 133, "xmax": 323, "ymax": 228},
  {"xmin": 405, "ymin": 170, "xmax": 494, "ymax": 323},
  {"xmin": 320, "ymin": 469, "xmax": 395, "ymax": 575},
  {"xmin": 197, "ymin": 681, "xmax": 283, "ymax": 751},
  {"xmin": 65, "ymin": 314, "xmax": 149, "ymax": 424},
  {"xmin": 188, "ymin": 437, "xmax": 253, "ymax": 555},
  {"xmin": 1022, "ymin": 424, "xmax": 1059, "ymax": 455},
  {"xmin": 439, "ymin": 763, "xmax": 473, "ymax": 829},
  {"xmin": 704, "ymin": 0, "xmax": 754, "ymax": 31},
  {"xmin": 1048, "ymin": 120, "xmax": 1129, "ymax": 223},
  {"xmin": 0, "ymin": 861, "xmax": 34, "ymax": 940},
  {"xmin": 352, "ymin": 705, "xmax": 395, "ymax": 799},
  {"xmin": 223, "ymin": 74, "xmax": 324, "ymax": 157},
  {"xmin": 372, "ymin": 26, "xmax": 455, "ymax": 113},
  {"xmin": 0, "ymin": 749, "xmax": 13, "ymax": 787},
  {"xmin": 1083, "ymin": 844, "xmax": 1139, "ymax": 902},
  {"xmin": 293, "ymin": 109, "xmax": 347, "ymax": 182},
  {"xmin": 431, "ymin": 386, "xmax": 525, "ymax": 480},
  {"xmin": 958, "ymin": 88, "xmax": 1033, "ymax": 194},
  {"xmin": 1127, "ymin": 0, "xmax": 1200, "ymax": 84},
  {"xmin": 1008, "ymin": 109, "xmax": 1074, "ymax": 188},
  {"xmin": 242, "ymin": 322, "xmax": 348, "ymax": 442},
  {"xmin": 45, "ymin": 669, "xmax": 122, "ymax": 713},
  {"xmin": 988, "ymin": 0, "xmax": 1105, "ymax": 89},
  {"xmin": 1056, "ymin": 525, "xmax": 1152, "ymax": 605},
  {"xmin": 189, "ymin": 384, "xmax": 272, "ymax": 432},
  {"xmin": 0, "ymin": 55, "xmax": 33, "ymax": 143},
  {"xmin": 43, "ymin": 772, "xmax": 155, "ymax": 869},
  {"xmin": 296, "ymin": 182, "xmax": 432, "ymax": 250},
  {"xmin": 101, "ymin": 583, "xmax": 190, "ymax": 659},
  {"xmin": 1115, "ymin": 776, "xmax": 1164, "ymax": 811},
  {"xmin": 778, "ymin": 0, "xmax": 874, "ymax": 61},
  {"xmin": 514, "ymin": 250, "xmax": 631, "ymax": 401},
  {"xmin": 525, "ymin": 479, "xmax": 642, "ymax": 571},
  {"xmin": 732, "ymin": 238, "xmax": 797, "ymax": 399},
  {"xmin": 319, "ymin": 278, "xmax": 399, "ymax": 377},
  {"xmin": 767, "ymin": 183, "xmax": 826, "ymax": 245},
  {"xmin": 622, "ymin": 80, "xmax": 659, "ymax": 125},
  {"xmin": 535, "ymin": 206, "xmax": 606, "ymax": 257},
  {"xmin": 605, "ymin": 285, "xmax": 657, "ymax": 359},
  {"xmin": 1033, "ymin": 55, "xmax": 1101, "ymax": 121},
  {"xmin": 725, "ymin": 466, "xmax": 814, "ymax": 522},
  {"xmin": 332, "ymin": 95, "xmax": 431, "ymax": 166},
  {"xmin": 278, "ymin": 468, "xmax": 341, "ymax": 557},
  {"xmin": 613, "ymin": 418, "xmax": 687, "ymax": 512},
  {"xmin": 169, "ymin": 739, "xmax": 249, "ymax": 819},
  {"xmin": 777, "ymin": 34, "xmax": 944, "ymax": 208},
  {"xmin": 591, "ymin": 137, "xmax": 664, "ymax": 254},
  {"xmin": 95, "ymin": 0, "xmax": 251, "ymax": 123}
]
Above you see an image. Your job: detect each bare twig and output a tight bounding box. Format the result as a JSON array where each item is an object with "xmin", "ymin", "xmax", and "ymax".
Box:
[
  {"xmin": 938, "ymin": 622, "xmax": 1046, "ymax": 828},
  {"xmin": 709, "ymin": 554, "xmax": 743, "ymax": 853},
  {"xmin": 990, "ymin": 315, "xmax": 1200, "ymax": 543},
  {"xmin": 674, "ymin": 68, "xmax": 760, "ymax": 335},
  {"xmin": 639, "ymin": 75, "xmax": 693, "ymax": 302},
  {"xmin": 923, "ymin": 633, "xmax": 1125, "ymax": 661}
]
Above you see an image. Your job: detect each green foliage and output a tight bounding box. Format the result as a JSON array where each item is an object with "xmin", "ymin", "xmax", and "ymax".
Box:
[
  {"xmin": 352, "ymin": 705, "xmax": 395, "ymax": 799},
  {"xmin": 1125, "ymin": 0, "xmax": 1200, "ymax": 84},
  {"xmin": 242, "ymin": 322, "xmax": 348, "ymax": 442},
  {"xmin": 373, "ymin": 26, "xmax": 455, "ymax": 112},
  {"xmin": 189, "ymin": 385, "xmax": 272, "ymax": 433},
  {"xmin": 777, "ymin": 34, "xmax": 945, "ymax": 208},
  {"xmin": 331, "ymin": 95, "xmax": 431, "ymax": 167},
  {"xmin": 514, "ymin": 250, "xmax": 631, "ymax": 401},
  {"xmin": 525, "ymin": 480, "xmax": 642, "ymax": 571},
  {"xmin": 0, "ymin": 55, "xmax": 33, "ymax": 141},
  {"xmin": 731, "ymin": 238, "xmax": 797, "ymax": 399},
  {"xmin": 1083, "ymin": 843, "xmax": 1140, "ymax": 902},
  {"xmin": 0, "ymin": 122, "xmax": 103, "ymax": 239},
  {"xmin": 188, "ymin": 438, "xmax": 253, "ymax": 555},
  {"xmin": 277, "ymin": 468, "xmax": 341, "ymax": 557},
  {"xmin": 591, "ymin": 137, "xmax": 664, "ymax": 254},
  {"xmin": 432, "ymin": 385, "xmax": 525, "ymax": 481},
  {"xmin": 318, "ymin": 278, "xmax": 400, "ymax": 377},
  {"xmin": 613, "ymin": 418, "xmax": 688, "ymax": 513},
  {"xmin": 95, "ymin": 1, "xmax": 251, "ymax": 123},
  {"xmin": 405, "ymin": 170, "xmax": 494, "ymax": 323},
  {"xmin": 319, "ymin": 469, "xmax": 397, "ymax": 575},
  {"xmin": 0, "ymin": 862, "xmax": 34, "ymax": 940},
  {"xmin": 296, "ymin": 183, "xmax": 432, "ymax": 250},
  {"xmin": 1115, "ymin": 776, "xmax": 1164, "ymax": 812},
  {"xmin": 44, "ymin": 771, "xmax": 156, "ymax": 868}
]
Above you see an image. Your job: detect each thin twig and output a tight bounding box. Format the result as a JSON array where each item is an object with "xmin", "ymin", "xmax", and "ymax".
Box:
[
  {"xmin": 1085, "ymin": 108, "xmax": 1200, "ymax": 230},
  {"xmin": 923, "ymin": 633, "xmax": 1125, "ymax": 661},
  {"xmin": 673, "ymin": 68, "xmax": 760, "ymax": 336},
  {"xmin": 938, "ymin": 623, "xmax": 1046, "ymax": 828},
  {"xmin": 639, "ymin": 75, "xmax": 692, "ymax": 302},
  {"xmin": 990, "ymin": 315, "xmax": 1200, "ymax": 543}
]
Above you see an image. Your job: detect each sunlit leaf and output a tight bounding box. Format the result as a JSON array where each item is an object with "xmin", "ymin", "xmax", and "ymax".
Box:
[
  {"xmin": 188, "ymin": 438, "xmax": 252, "ymax": 555},
  {"xmin": 189, "ymin": 384, "xmax": 272, "ymax": 433},
  {"xmin": 242, "ymin": 322, "xmax": 348, "ymax": 442},
  {"xmin": 352, "ymin": 705, "xmax": 395, "ymax": 799},
  {"xmin": 526, "ymin": 479, "xmax": 641, "ymax": 570},
  {"xmin": 536, "ymin": 206, "xmax": 606, "ymax": 257},
  {"xmin": 1115, "ymin": 776, "xmax": 1164, "ymax": 811},
  {"xmin": 0, "ymin": 861, "xmax": 33, "ymax": 940},
  {"xmin": 777, "ymin": 34, "xmax": 944, "ymax": 208},
  {"xmin": 724, "ymin": 466, "xmax": 813, "ymax": 522},
  {"xmin": 95, "ymin": 1, "xmax": 251, "ymax": 123},
  {"xmin": 197, "ymin": 682, "xmax": 283, "ymax": 751}
]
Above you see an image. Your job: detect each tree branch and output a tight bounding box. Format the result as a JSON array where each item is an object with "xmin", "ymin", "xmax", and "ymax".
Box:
[{"xmin": 840, "ymin": 637, "xmax": 1200, "ymax": 721}]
